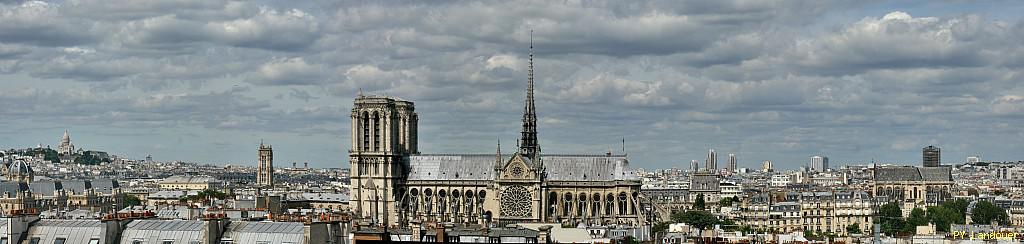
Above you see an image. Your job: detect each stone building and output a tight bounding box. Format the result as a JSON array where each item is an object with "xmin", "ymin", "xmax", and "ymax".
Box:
[
  {"xmin": 58, "ymin": 130, "xmax": 75, "ymax": 156},
  {"xmin": 833, "ymin": 191, "xmax": 873, "ymax": 235},
  {"xmin": 873, "ymin": 166, "xmax": 954, "ymax": 211},
  {"xmin": 739, "ymin": 192, "xmax": 771, "ymax": 230},
  {"xmin": 769, "ymin": 201, "xmax": 801, "ymax": 233},
  {"xmin": 257, "ymin": 141, "xmax": 274, "ymax": 187},
  {"xmin": 0, "ymin": 161, "xmax": 36, "ymax": 213},
  {"xmin": 349, "ymin": 45, "xmax": 646, "ymax": 227}
]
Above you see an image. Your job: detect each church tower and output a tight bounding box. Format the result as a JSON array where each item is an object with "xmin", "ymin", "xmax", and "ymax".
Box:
[
  {"xmin": 519, "ymin": 34, "xmax": 540, "ymax": 162},
  {"xmin": 349, "ymin": 94, "xmax": 418, "ymax": 225},
  {"xmin": 257, "ymin": 141, "xmax": 274, "ymax": 187}
]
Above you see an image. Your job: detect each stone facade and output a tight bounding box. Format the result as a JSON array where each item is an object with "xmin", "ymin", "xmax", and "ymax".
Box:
[
  {"xmin": 873, "ymin": 166, "xmax": 954, "ymax": 211},
  {"xmin": 349, "ymin": 47, "xmax": 646, "ymax": 227},
  {"xmin": 257, "ymin": 142, "xmax": 274, "ymax": 187}
]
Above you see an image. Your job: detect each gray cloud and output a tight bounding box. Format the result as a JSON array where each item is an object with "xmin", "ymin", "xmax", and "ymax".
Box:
[{"xmin": 0, "ymin": 1, "xmax": 1022, "ymax": 168}]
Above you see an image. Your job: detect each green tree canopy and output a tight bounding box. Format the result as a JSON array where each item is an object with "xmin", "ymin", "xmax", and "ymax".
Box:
[
  {"xmin": 903, "ymin": 208, "xmax": 928, "ymax": 233},
  {"xmin": 927, "ymin": 206, "xmax": 961, "ymax": 232},
  {"xmin": 846, "ymin": 223, "xmax": 862, "ymax": 235},
  {"xmin": 672, "ymin": 210, "xmax": 720, "ymax": 230},
  {"xmin": 123, "ymin": 194, "xmax": 142, "ymax": 206},
  {"xmin": 878, "ymin": 202, "xmax": 904, "ymax": 236},
  {"xmin": 971, "ymin": 201, "xmax": 1009, "ymax": 225},
  {"xmin": 942, "ymin": 199, "xmax": 970, "ymax": 218},
  {"xmin": 693, "ymin": 193, "xmax": 706, "ymax": 210}
]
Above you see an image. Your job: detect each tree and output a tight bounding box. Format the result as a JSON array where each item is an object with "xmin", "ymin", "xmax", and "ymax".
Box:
[
  {"xmin": 124, "ymin": 195, "xmax": 142, "ymax": 206},
  {"xmin": 674, "ymin": 210, "xmax": 720, "ymax": 230},
  {"xmin": 846, "ymin": 223, "xmax": 863, "ymax": 235},
  {"xmin": 693, "ymin": 194, "xmax": 706, "ymax": 210},
  {"xmin": 927, "ymin": 206, "xmax": 961, "ymax": 232},
  {"xmin": 971, "ymin": 201, "xmax": 1009, "ymax": 225},
  {"xmin": 878, "ymin": 202, "xmax": 904, "ymax": 236},
  {"xmin": 903, "ymin": 208, "xmax": 928, "ymax": 233},
  {"xmin": 942, "ymin": 199, "xmax": 970, "ymax": 220}
]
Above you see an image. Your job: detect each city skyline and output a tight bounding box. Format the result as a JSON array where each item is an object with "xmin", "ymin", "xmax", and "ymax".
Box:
[{"xmin": 2, "ymin": 1, "xmax": 1023, "ymax": 169}]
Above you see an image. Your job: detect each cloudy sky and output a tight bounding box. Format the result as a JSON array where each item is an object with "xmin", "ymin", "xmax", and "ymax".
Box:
[{"xmin": 1, "ymin": 0, "xmax": 1022, "ymax": 170}]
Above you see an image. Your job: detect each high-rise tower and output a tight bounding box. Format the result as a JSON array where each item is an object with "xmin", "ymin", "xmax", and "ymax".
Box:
[
  {"xmin": 810, "ymin": 155, "xmax": 829, "ymax": 172},
  {"xmin": 727, "ymin": 153, "xmax": 737, "ymax": 173},
  {"xmin": 706, "ymin": 149, "xmax": 718, "ymax": 172},
  {"xmin": 923, "ymin": 146, "xmax": 941, "ymax": 167},
  {"xmin": 257, "ymin": 141, "xmax": 274, "ymax": 187},
  {"xmin": 519, "ymin": 34, "xmax": 539, "ymax": 161}
]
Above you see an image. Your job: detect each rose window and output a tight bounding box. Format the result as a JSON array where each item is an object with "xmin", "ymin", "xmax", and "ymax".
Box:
[
  {"xmin": 500, "ymin": 185, "xmax": 532, "ymax": 217},
  {"xmin": 511, "ymin": 166, "xmax": 524, "ymax": 177}
]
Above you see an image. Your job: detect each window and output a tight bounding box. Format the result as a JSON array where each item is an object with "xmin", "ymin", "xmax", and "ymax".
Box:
[
  {"xmin": 163, "ymin": 240, "xmax": 175, "ymax": 244},
  {"xmin": 53, "ymin": 238, "xmax": 66, "ymax": 244},
  {"xmin": 219, "ymin": 241, "xmax": 234, "ymax": 244},
  {"xmin": 131, "ymin": 240, "xmax": 143, "ymax": 244},
  {"xmin": 29, "ymin": 238, "xmax": 40, "ymax": 244},
  {"xmin": 1, "ymin": 237, "xmax": 8, "ymax": 244},
  {"xmin": 88, "ymin": 240, "xmax": 99, "ymax": 244}
]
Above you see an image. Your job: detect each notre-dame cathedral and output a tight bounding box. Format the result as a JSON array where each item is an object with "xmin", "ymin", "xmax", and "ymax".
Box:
[{"xmin": 348, "ymin": 44, "xmax": 647, "ymax": 227}]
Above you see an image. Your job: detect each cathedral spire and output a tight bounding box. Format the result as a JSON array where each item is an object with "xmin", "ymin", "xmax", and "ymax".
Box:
[{"xmin": 519, "ymin": 30, "xmax": 539, "ymax": 160}]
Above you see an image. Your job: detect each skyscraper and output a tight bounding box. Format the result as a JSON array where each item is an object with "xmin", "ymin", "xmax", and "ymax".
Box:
[
  {"xmin": 810, "ymin": 155, "xmax": 829, "ymax": 172},
  {"xmin": 761, "ymin": 160, "xmax": 774, "ymax": 172},
  {"xmin": 923, "ymin": 146, "xmax": 941, "ymax": 167},
  {"xmin": 706, "ymin": 149, "xmax": 717, "ymax": 172},
  {"xmin": 257, "ymin": 141, "xmax": 274, "ymax": 187},
  {"xmin": 727, "ymin": 153, "xmax": 737, "ymax": 173},
  {"xmin": 691, "ymin": 159, "xmax": 700, "ymax": 172}
]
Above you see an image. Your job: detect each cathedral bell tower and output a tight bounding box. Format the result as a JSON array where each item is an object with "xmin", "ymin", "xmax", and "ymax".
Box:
[{"xmin": 349, "ymin": 94, "xmax": 418, "ymax": 226}]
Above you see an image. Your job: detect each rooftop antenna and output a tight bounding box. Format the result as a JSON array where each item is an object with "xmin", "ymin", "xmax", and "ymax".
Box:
[{"xmin": 621, "ymin": 137, "xmax": 625, "ymax": 153}]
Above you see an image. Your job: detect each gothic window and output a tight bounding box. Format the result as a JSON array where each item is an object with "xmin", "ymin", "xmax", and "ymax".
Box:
[
  {"xmin": 577, "ymin": 194, "xmax": 587, "ymax": 216},
  {"xmin": 410, "ymin": 189, "xmax": 419, "ymax": 213},
  {"xmin": 362, "ymin": 112, "xmax": 370, "ymax": 151},
  {"xmin": 372, "ymin": 112, "xmax": 380, "ymax": 151},
  {"xmin": 592, "ymin": 194, "xmax": 601, "ymax": 217},
  {"xmin": 563, "ymin": 193, "xmax": 573, "ymax": 216},
  {"xmin": 424, "ymin": 189, "xmax": 433, "ymax": 215},
  {"xmin": 547, "ymin": 192, "xmax": 557, "ymax": 217},
  {"xmin": 605, "ymin": 193, "xmax": 614, "ymax": 215},
  {"xmin": 451, "ymin": 191, "xmax": 460, "ymax": 216},
  {"xmin": 618, "ymin": 192, "xmax": 627, "ymax": 215},
  {"xmin": 438, "ymin": 190, "xmax": 447, "ymax": 215},
  {"xmin": 500, "ymin": 185, "xmax": 532, "ymax": 218}
]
